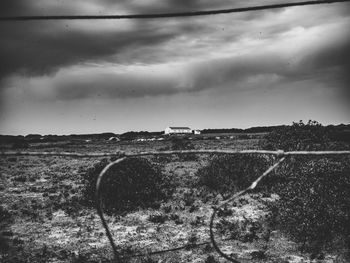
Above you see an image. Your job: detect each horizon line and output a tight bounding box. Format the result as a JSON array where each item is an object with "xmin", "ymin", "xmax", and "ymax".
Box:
[{"xmin": 1, "ymin": 122, "xmax": 349, "ymax": 137}]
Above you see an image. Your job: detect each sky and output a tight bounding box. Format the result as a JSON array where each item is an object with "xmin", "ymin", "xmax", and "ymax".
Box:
[{"xmin": 0, "ymin": 0, "xmax": 349, "ymax": 135}]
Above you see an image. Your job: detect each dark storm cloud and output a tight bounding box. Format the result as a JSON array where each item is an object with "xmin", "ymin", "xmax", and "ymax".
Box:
[
  {"xmin": 0, "ymin": 20, "xmax": 179, "ymax": 80},
  {"xmin": 1, "ymin": 0, "xmax": 350, "ymax": 135},
  {"xmin": 1, "ymin": 0, "xmax": 349, "ymax": 98},
  {"xmin": 0, "ymin": 0, "xmax": 287, "ymax": 81},
  {"xmin": 14, "ymin": 22, "xmax": 346, "ymax": 102}
]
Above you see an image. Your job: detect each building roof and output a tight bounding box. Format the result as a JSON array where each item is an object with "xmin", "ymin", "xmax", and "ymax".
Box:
[{"xmin": 168, "ymin": 127, "xmax": 191, "ymax": 130}]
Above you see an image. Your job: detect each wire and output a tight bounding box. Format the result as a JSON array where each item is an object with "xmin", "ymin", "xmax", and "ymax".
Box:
[
  {"xmin": 91, "ymin": 150, "xmax": 349, "ymax": 262},
  {"xmin": 2, "ymin": 149, "xmax": 350, "ymax": 158},
  {"xmin": 0, "ymin": 0, "xmax": 349, "ymax": 21},
  {"xmin": 209, "ymin": 157, "xmax": 286, "ymax": 262},
  {"xmin": 2, "ymin": 149, "xmax": 349, "ymax": 262}
]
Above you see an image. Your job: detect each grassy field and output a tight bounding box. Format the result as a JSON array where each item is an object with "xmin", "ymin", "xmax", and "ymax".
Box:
[{"xmin": 0, "ymin": 137, "xmax": 347, "ymax": 262}]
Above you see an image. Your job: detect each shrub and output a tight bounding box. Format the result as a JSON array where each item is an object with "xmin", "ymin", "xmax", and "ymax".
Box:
[
  {"xmin": 13, "ymin": 175, "xmax": 27, "ymax": 182},
  {"xmin": 262, "ymin": 120, "xmax": 350, "ymax": 256},
  {"xmin": 0, "ymin": 206, "xmax": 12, "ymax": 222},
  {"xmin": 169, "ymin": 213, "xmax": 184, "ymax": 224},
  {"xmin": 151, "ymin": 154, "xmax": 172, "ymax": 164},
  {"xmin": 82, "ymin": 157, "xmax": 172, "ymax": 214},
  {"xmin": 148, "ymin": 213, "xmax": 167, "ymax": 224},
  {"xmin": 170, "ymin": 136, "xmax": 194, "ymax": 150},
  {"xmin": 261, "ymin": 120, "xmax": 332, "ymax": 151},
  {"xmin": 7, "ymin": 157, "xmax": 17, "ymax": 162},
  {"xmin": 11, "ymin": 140, "xmax": 29, "ymax": 149},
  {"xmin": 272, "ymin": 157, "xmax": 350, "ymax": 254},
  {"xmin": 205, "ymin": 255, "xmax": 219, "ymax": 263},
  {"xmin": 186, "ymin": 232, "xmax": 199, "ymax": 249},
  {"xmin": 197, "ymin": 154, "xmax": 270, "ymax": 198},
  {"xmin": 170, "ymin": 137, "xmax": 197, "ymax": 161},
  {"xmin": 216, "ymin": 217, "xmax": 263, "ymax": 243}
]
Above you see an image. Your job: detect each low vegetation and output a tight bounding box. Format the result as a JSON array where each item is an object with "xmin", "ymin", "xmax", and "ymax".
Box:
[
  {"xmin": 170, "ymin": 136, "xmax": 198, "ymax": 161},
  {"xmin": 262, "ymin": 120, "xmax": 350, "ymax": 259},
  {"xmin": 1, "ymin": 120, "xmax": 350, "ymax": 262},
  {"xmin": 197, "ymin": 154, "xmax": 270, "ymax": 198},
  {"xmin": 273, "ymin": 157, "xmax": 350, "ymax": 256},
  {"xmin": 82, "ymin": 157, "xmax": 173, "ymax": 214}
]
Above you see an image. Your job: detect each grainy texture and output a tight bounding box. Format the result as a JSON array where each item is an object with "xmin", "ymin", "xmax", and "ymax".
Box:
[{"xmin": 1, "ymin": 137, "xmax": 349, "ymax": 262}]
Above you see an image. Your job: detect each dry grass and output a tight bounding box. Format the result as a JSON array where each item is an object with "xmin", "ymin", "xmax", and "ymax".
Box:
[{"xmin": 0, "ymin": 137, "xmax": 344, "ymax": 262}]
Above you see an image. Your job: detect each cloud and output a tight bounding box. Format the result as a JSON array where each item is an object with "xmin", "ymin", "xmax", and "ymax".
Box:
[
  {"xmin": 1, "ymin": 11, "xmax": 349, "ymax": 104},
  {"xmin": 0, "ymin": 0, "xmax": 349, "ymax": 99},
  {"xmin": 0, "ymin": 20, "xmax": 179, "ymax": 80},
  {"xmin": 0, "ymin": 0, "xmax": 318, "ymax": 81}
]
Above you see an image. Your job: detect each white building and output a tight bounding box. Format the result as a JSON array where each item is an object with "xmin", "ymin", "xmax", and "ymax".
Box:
[
  {"xmin": 108, "ymin": 136, "xmax": 120, "ymax": 141},
  {"xmin": 164, "ymin": 127, "xmax": 192, "ymax": 135},
  {"xmin": 193, "ymin": 130, "xmax": 201, "ymax": 135}
]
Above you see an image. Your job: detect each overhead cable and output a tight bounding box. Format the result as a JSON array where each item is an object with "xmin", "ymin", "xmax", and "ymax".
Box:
[{"xmin": 0, "ymin": 0, "xmax": 349, "ymax": 21}]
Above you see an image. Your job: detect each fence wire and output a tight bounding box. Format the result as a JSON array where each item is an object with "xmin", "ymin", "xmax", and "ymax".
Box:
[
  {"xmin": 1, "ymin": 0, "xmax": 349, "ymax": 21},
  {"xmin": 2, "ymin": 149, "xmax": 350, "ymax": 158},
  {"xmin": 1, "ymin": 149, "xmax": 350, "ymax": 262}
]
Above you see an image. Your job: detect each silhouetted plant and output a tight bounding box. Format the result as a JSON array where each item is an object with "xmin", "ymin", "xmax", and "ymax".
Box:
[
  {"xmin": 261, "ymin": 120, "xmax": 331, "ymax": 151},
  {"xmin": 82, "ymin": 157, "xmax": 172, "ymax": 214},
  {"xmin": 272, "ymin": 157, "xmax": 350, "ymax": 255},
  {"xmin": 262, "ymin": 120, "xmax": 350, "ymax": 256},
  {"xmin": 197, "ymin": 154, "xmax": 270, "ymax": 198}
]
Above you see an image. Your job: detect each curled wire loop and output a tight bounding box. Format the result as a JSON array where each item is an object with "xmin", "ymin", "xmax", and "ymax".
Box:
[
  {"xmin": 209, "ymin": 157, "xmax": 286, "ymax": 262},
  {"xmin": 2, "ymin": 149, "xmax": 350, "ymax": 262},
  {"xmin": 94, "ymin": 151, "xmax": 287, "ymax": 262},
  {"xmin": 95, "ymin": 157, "xmax": 127, "ymax": 261}
]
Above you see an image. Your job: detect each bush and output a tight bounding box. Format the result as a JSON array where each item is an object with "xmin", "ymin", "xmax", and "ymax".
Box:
[
  {"xmin": 272, "ymin": 157, "xmax": 350, "ymax": 254},
  {"xmin": 262, "ymin": 120, "xmax": 350, "ymax": 256},
  {"xmin": 205, "ymin": 255, "xmax": 219, "ymax": 263},
  {"xmin": 11, "ymin": 140, "xmax": 29, "ymax": 149},
  {"xmin": 148, "ymin": 213, "xmax": 167, "ymax": 224},
  {"xmin": 82, "ymin": 157, "xmax": 172, "ymax": 214},
  {"xmin": 261, "ymin": 120, "xmax": 331, "ymax": 151},
  {"xmin": 170, "ymin": 137, "xmax": 197, "ymax": 161},
  {"xmin": 197, "ymin": 154, "xmax": 270, "ymax": 198},
  {"xmin": 0, "ymin": 206, "xmax": 12, "ymax": 222}
]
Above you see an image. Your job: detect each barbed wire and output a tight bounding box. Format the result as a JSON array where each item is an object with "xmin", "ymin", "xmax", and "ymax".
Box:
[
  {"xmin": 1, "ymin": 0, "xmax": 349, "ymax": 21},
  {"xmin": 1, "ymin": 149, "xmax": 350, "ymax": 262}
]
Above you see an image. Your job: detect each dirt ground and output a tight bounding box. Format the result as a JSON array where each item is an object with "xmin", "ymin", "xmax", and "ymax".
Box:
[{"xmin": 0, "ymin": 138, "xmax": 345, "ymax": 262}]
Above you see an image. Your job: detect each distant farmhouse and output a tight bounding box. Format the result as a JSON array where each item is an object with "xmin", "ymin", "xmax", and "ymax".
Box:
[
  {"xmin": 165, "ymin": 127, "xmax": 191, "ymax": 135},
  {"xmin": 164, "ymin": 127, "xmax": 201, "ymax": 135},
  {"xmin": 108, "ymin": 136, "xmax": 120, "ymax": 142}
]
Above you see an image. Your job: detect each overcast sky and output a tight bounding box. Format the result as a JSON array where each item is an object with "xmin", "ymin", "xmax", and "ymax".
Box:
[{"xmin": 0, "ymin": 0, "xmax": 349, "ymax": 135}]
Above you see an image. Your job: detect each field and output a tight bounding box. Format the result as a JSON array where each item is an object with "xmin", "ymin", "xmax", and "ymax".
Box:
[{"xmin": 0, "ymin": 135, "xmax": 348, "ymax": 263}]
